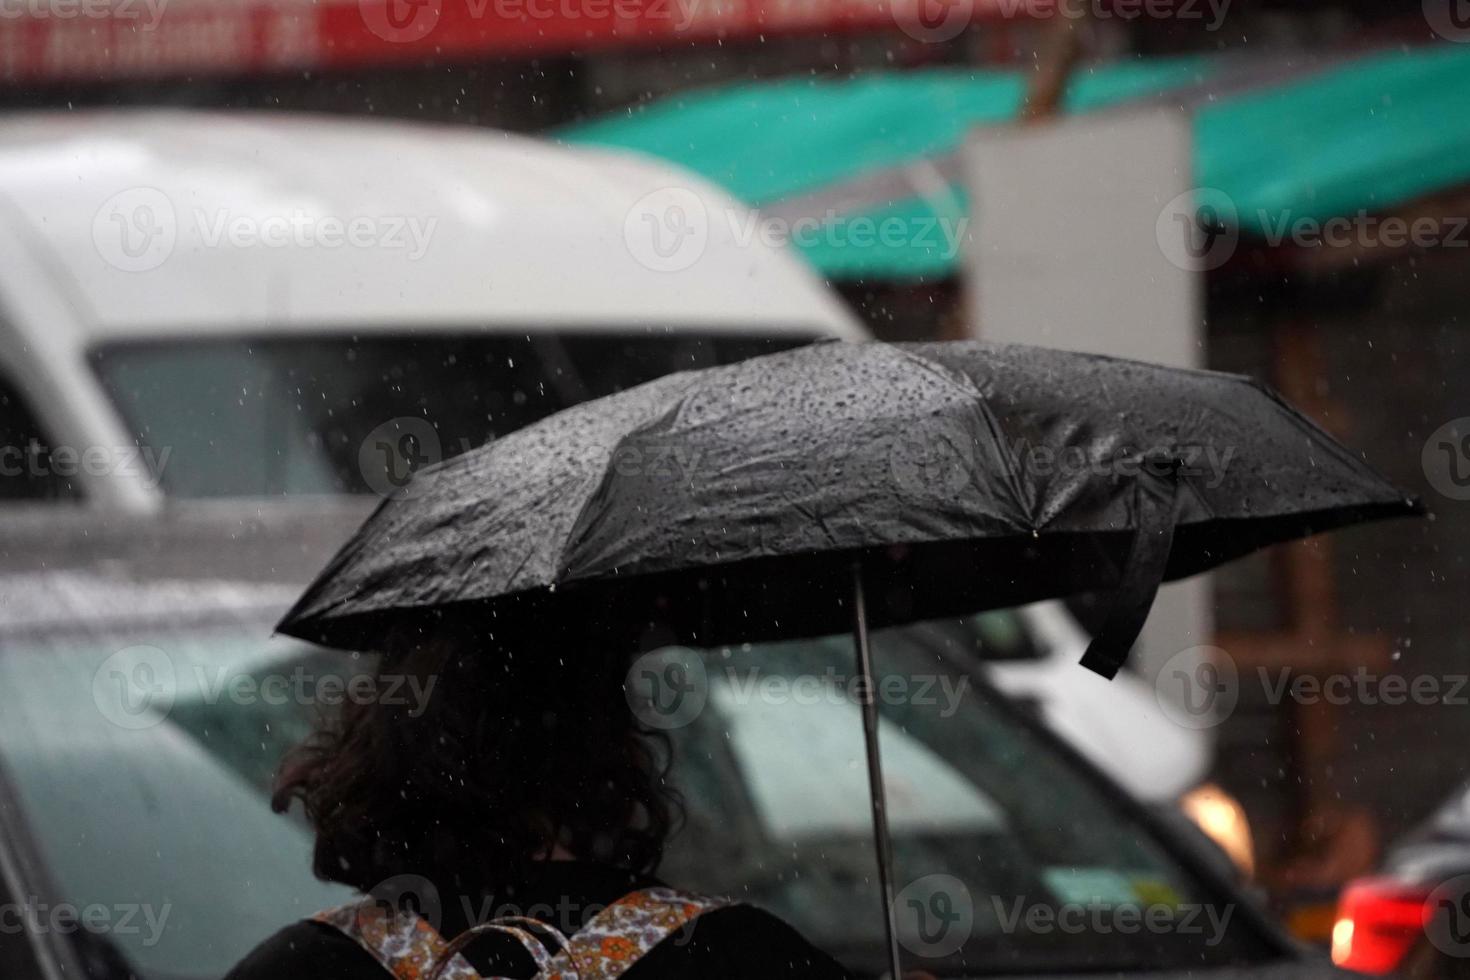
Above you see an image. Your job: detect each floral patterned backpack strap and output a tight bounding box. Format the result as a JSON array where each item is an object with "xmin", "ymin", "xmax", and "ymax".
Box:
[
  {"xmin": 313, "ymin": 898, "xmax": 486, "ymax": 980},
  {"xmin": 541, "ymin": 887, "xmax": 733, "ymax": 980},
  {"xmin": 434, "ymin": 916, "xmax": 570, "ymax": 979}
]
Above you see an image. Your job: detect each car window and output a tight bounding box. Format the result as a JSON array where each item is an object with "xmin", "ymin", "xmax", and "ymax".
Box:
[
  {"xmin": 652, "ymin": 615, "xmax": 1274, "ymax": 975},
  {"xmin": 90, "ymin": 332, "xmax": 812, "ymax": 499},
  {"xmin": 0, "ymin": 812, "xmax": 48, "ymax": 977},
  {"xmin": 0, "ymin": 369, "xmax": 80, "ymax": 501},
  {"xmin": 0, "ymin": 622, "xmax": 354, "ymax": 979},
  {"xmin": 922, "ymin": 609, "xmax": 1041, "ymax": 662}
]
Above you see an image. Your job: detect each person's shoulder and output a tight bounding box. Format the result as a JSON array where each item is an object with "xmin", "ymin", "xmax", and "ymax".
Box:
[
  {"xmin": 650, "ymin": 901, "xmax": 852, "ymax": 979},
  {"xmin": 224, "ymin": 919, "xmax": 381, "ymax": 980}
]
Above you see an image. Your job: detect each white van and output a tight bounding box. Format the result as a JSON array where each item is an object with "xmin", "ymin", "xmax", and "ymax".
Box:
[{"xmin": 0, "ymin": 110, "xmax": 863, "ymax": 508}]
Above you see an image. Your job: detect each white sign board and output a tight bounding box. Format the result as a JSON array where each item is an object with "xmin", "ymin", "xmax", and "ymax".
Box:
[{"xmin": 964, "ymin": 106, "xmax": 1212, "ymax": 686}]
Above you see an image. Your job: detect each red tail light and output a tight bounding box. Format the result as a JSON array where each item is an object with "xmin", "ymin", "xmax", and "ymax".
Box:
[{"xmin": 1332, "ymin": 877, "xmax": 1433, "ymax": 974}]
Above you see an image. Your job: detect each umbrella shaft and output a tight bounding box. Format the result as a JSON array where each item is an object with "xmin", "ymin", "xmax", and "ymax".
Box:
[{"xmin": 851, "ymin": 563, "xmax": 903, "ymax": 980}]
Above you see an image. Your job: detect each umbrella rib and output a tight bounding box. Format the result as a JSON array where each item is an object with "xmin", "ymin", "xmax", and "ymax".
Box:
[
  {"xmin": 888, "ymin": 344, "xmax": 1038, "ymax": 531},
  {"xmin": 551, "ymin": 399, "xmax": 691, "ymax": 581},
  {"xmin": 1240, "ymin": 374, "xmax": 1400, "ymax": 491}
]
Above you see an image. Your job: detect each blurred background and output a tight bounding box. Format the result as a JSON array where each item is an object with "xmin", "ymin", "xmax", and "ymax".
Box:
[{"xmin": 0, "ymin": 1, "xmax": 1467, "ymax": 976}]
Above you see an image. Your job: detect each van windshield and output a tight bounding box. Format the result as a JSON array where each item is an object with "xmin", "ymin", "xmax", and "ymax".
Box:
[{"xmin": 90, "ymin": 332, "xmax": 812, "ymax": 499}]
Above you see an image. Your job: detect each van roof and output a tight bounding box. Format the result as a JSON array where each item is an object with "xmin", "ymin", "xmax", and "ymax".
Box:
[{"xmin": 0, "ymin": 110, "xmax": 863, "ymax": 345}]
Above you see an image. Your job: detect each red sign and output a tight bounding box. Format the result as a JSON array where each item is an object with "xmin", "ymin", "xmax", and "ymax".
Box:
[{"xmin": 0, "ymin": 0, "xmax": 1048, "ymax": 82}]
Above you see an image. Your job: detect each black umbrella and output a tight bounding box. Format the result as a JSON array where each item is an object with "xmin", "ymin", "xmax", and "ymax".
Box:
[{"xmin": 281, "ymin": 340, "xmax": 1421, "ymax": 977}]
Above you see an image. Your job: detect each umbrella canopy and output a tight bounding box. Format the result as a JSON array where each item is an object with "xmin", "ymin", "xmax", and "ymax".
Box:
[{"xmin": 280, "ymin": 340, "xmax": 1420, "ymax": 677}]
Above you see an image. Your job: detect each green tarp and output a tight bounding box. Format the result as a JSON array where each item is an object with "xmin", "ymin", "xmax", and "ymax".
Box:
[{"xmin": 561, "ymin": 44, "xmax": 1470, "ymax": 280}]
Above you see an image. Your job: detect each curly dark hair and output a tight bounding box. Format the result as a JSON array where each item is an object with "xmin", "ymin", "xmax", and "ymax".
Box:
[{"xmin": 272, "ymin": 622, "xmax": 677, "ymax": 894}]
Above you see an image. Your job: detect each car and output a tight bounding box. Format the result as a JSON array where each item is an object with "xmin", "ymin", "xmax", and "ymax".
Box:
[
  {"xmin": 0, "ymin": 510, "xmax": 1323, "ymax": 979},
  {"xmin": 0, "ymin": 109, "xmax": 864, "ymax": 507},
  {"xmin": 970, "ymin": 602, "xmax": 1255, "ymax": 879},
  {"xmin": 1332, "ymin": 779, "xmax": 1470, "ymax": 976}
]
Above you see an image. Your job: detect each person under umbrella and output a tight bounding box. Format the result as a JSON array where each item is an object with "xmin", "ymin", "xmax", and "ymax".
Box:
[
  {"xmin": 238, "ymin": 341, "xmax": 1420, "ymax": 980},
  {"xmin": 225, "ymin": 620, "xmax": 875, "ymax": 980}
]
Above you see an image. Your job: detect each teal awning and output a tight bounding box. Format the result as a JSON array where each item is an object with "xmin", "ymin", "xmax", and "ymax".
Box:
[{"xmin": 560, "ymin": 44, "xmax": 1470, "ymax": 280}]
